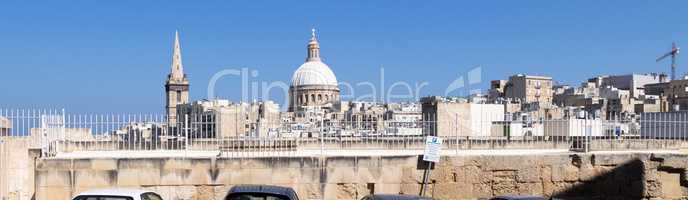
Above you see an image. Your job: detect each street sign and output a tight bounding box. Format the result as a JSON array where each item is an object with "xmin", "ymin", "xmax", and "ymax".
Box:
[{"xmin": 423, "ymin": 136, "xmax": 443, "ymax": 163}]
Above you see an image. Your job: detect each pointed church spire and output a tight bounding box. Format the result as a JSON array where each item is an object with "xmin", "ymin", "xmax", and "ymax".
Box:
[
  {"xmin": 306, "ymin": 28, "xmax": 321, "ymax": 62},
  {"xmin": 170, "ymin": 30, "xmax": 184, "ymax": 81},
  {"xmin": 165, "ymin": 30, "xmax": 189, "ymax": 125}
]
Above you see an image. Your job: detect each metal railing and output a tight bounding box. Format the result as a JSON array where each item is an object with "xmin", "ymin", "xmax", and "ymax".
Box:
[
  {"xmin": 1, "ymin": 109, "xmax": 688, "ymax": 158},
  {"xmin": 2, "ymin": 108, "xmax": 687, "ymax": 200}
]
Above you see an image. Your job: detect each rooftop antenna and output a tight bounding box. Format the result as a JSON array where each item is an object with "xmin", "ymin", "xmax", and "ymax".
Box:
[{"xmin": 656, "ymin": 42, "xmax": 680, "ymax": 80}]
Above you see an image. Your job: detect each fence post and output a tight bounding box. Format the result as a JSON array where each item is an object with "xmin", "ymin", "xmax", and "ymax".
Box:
[
  {"xmin": 455, "ymin": 113, "xmax": 459, "ymax": 155},
  {"xmin": 185, "ymin": 114, "xmax": 189, "ymax": 154},
  {"xmin": 60, "ymin": 108, "xmax": 66, "ymax": 155},
  {"xmin": 585, "ymin": 114, "xmax": 590, "ymax": 153},
  {"xmin": 320, "ymin": 108, "xmax": 324, "ymax": 156}
]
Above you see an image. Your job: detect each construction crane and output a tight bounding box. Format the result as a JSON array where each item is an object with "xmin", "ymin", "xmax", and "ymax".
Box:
[{"xmin": 656, "ymin": 42, "xmax": 680, "ymax": 80}]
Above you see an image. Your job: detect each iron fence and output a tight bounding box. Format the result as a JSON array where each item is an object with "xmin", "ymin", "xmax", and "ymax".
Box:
[
  {"xmin": 1, "ymin": 109, "xmax": 688, "ymax": 159},
  {"xmin": 2, "ymin": 108, "xmax": 688, "ymax": 200}
]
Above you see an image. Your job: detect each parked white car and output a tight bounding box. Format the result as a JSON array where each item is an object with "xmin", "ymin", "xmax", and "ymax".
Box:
[{"xmin": 72, "ymin": 189, "xmax": 163, "ymax": 200}]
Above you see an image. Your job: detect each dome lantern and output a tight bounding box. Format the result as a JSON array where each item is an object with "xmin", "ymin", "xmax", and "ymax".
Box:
[{"xmin": 306, "ymin": 28, "xmax": 321, "ymax": 62}]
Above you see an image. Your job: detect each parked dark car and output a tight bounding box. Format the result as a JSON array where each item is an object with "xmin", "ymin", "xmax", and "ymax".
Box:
[
  {"xmin": 490, "ymin": 196, "xmax": 557, "ymax": 200},
  {"xmin": 225, "ymin": 185, "xmax": 299, "ymax": 200},
  {"xmin": 361, "ymin": 194, "xmax": 433, "ymax": 200}
]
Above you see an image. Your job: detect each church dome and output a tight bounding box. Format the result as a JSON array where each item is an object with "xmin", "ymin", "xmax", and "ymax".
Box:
[
  {"xmin": 290, "ymin": 28, "xmax": 338, "ymax": 87},
  {"xmin": 291, "ymin": 61, "xmax": 338, "ymax": 86}
]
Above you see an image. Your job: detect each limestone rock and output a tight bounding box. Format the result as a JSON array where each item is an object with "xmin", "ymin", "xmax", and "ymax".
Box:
[
  {"xmin": 645, "ymin": 180, "xmax": 663, "ymax": 198},
  {"xmin": 516, "ymin": 167, "xmax": 540, "ymax": 183},
  {"xmin": 472, "ymin": 183, "xmax": 492, "ymax": 198},
  {"xmin": 336, "ymin": 183, "xmax": 358, "ymax": 200},
  {"xmin": 517, "ymin": 182, "xmax": 543, "ymax": 196}
]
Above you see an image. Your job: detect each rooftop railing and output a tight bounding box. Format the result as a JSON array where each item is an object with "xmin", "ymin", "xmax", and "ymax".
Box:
[{"xmin": 1, "ymin": 109, "xmax": 687, "ymax": 158}]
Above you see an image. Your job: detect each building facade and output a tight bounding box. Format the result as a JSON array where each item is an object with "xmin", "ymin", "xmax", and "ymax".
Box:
[
  {"xmin": 504, "ymin": 74, "xmax": 554, "ymax": 104},
  {"xmin": 665, "ymin": 79, "xmax": 688, "ymax": 111},
  {"xmin": 0, "ymin": 116, "xmax": 10, "ymax": 136},
  {"xmin": 384, "ymin": 103, "xmax": 423, "ymax": 136},
  {"xmin": 177, "ymin": 100, "xmax": 281, "ymax": 138},
  {"xmin": 597, "ymin": 73, "xmax": 667, "ymax": 99},
  {"xmin": 421, "ymin": 96, "xmax": 505, "ymax": 137}
]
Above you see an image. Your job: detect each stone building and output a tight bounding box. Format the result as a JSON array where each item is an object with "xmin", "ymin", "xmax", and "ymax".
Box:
[
  {"xmin": 288, "ymin": 29, "xmax": 341, "ymax": 112},
  {"xmin": 664, "ymin": 78, "xmax": 688, "ymax": 111},
  {"xmin": 177, "ymin": 100, "xmax": 281, "ymax": 138},
  {"xmin": 165, "ymin": 31, "xmax": 190, "ymax": 125},
  {"xmin": 244, "ymin": 101, "xmax": 281, "ymax": 137},
  {"xmin": 0, "ymin": 116, "xmax": 10, "ymax": 136},
  {"xmin": 644, "ymin": 82, "xmax": 671, "ymax": 112},
  {"xmin": 384, "ymin": 103, "xmax": 423, "ymax": 136},
  {"xmin": 488, "ymin": 80, "xmax": 508, "ymax": 102},
  {"xmin": 341, "ymin": 101, "xmax": 387, "ymax": 134},
  {"xmin": 599, "ymin": 86, "xmax": 633, "ymax": 119},
  {"xmin": 384, "ymin": 103, "xmax": 422, "ymax": 122},
  {"xmin": 635, "ymin": 97, "xmax": 662, "ymax": 113},
  {"xmin": 594, "ymin": 73, "xmax": 667, "ymax": 99},
  {"xmin": 114, "ymin": 123, "xmax": 163, "ymax": 143},
  {"xmin": 643, "ymin": 78, "xmax": 688, "ymax": 111},
  {"xmin": 504, "ymin": 74, "xmax": 554, "ymax": 104},
  {"xmin": 421, "ymin": 96, "xmax": 505, "ymax": 137},
  {"xmin": 554, "ymin": 81, "xmax": 601, "ymax": 108},
  {"xmin": 645, "ymin": 82, "xmax": 670, "ymax": 96}
]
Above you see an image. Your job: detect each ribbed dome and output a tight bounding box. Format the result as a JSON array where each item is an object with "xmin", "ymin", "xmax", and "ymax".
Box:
[{"xmin": 291, "ymin": 60, "xmax": 338, "ymax": 86}]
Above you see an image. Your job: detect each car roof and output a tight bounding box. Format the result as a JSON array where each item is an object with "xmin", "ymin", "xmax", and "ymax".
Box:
[
  {"xmin": 492, "ymin": 196, "xmax": 550, "ymax": 200},
  {"xmin": 369, "ymin": 194, "xmax": 433, "ymax": 200},
  {"xmin": 228, "ymin": 185, "xmax": 298, "ymax": 199},
  {"xmin": 75, "ymin": 188, "xmax": 154, "ymax": 197}
]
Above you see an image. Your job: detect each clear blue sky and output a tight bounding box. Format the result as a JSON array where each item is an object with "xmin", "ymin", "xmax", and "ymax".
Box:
[{"xmin": 0, "ymin": 1, "xmax": 686, "ymax": 113}]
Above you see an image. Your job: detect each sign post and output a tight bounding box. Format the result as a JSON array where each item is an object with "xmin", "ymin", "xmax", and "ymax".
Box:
[{"xmin": 421, "ymin": 136, "xmax": 442, "ymax": 196}]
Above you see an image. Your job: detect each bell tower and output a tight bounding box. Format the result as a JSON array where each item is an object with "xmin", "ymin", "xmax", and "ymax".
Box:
[{"xmin": 165, "ymin": 30, "xmax": 189, "ymax": 125}]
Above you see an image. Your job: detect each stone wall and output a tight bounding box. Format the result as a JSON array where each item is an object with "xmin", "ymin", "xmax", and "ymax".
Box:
[
  {"xmin": 33, "ymin": 152, "xmax": 688, "ymax": 200},
  {"xmin": 0, "ymin": 137, "xmax": 40, "ymax": 200}
]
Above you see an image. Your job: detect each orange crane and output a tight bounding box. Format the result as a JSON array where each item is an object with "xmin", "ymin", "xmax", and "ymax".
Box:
[{"xmin": 656, "ymin": 42, "xmax": 680, "ymax": 80}]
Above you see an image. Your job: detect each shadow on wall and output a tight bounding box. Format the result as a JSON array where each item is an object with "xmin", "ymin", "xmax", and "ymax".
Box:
[
  {"xmin": 553, "ymin": 157, "xmax": 645, "ymax": 200},
  {"xmin": 551, "ymin": 155, "xmax": 681, "ymax": 200}
]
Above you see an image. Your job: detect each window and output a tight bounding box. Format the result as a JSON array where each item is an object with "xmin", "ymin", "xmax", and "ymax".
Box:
[
  {"xmin": 72, "ymin": 196, "xmax": 134, "ymax": 200},
  {"xmin": 225, "ymin": 193, "xmax": 290, "ymax": 200}
]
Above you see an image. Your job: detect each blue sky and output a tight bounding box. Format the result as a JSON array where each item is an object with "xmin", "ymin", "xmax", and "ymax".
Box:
[{"xmin": 0, "ymin": 1, "xmax": 686, "ymax": 113}]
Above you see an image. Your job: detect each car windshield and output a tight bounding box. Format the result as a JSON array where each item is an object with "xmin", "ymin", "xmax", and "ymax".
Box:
[
  {"xmin": 141, "ymin": 192, "xmax": 163, "ymax": 200},
  {"xmin": 225, "ymin": 193, "xmax": 290, "ymax": 200},
  {"xmin": 73, "ymin": 196, "xmax": 134, "ymax": 200}
]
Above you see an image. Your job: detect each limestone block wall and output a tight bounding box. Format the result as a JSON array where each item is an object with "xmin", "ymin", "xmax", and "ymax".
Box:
[
  {"xmin": 0, "ymin": 137, "xmax": 39, "ymax": 200},
  {"xmin": 34, "ymin": 153, "xmax": 688, "ymax": 200}
]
